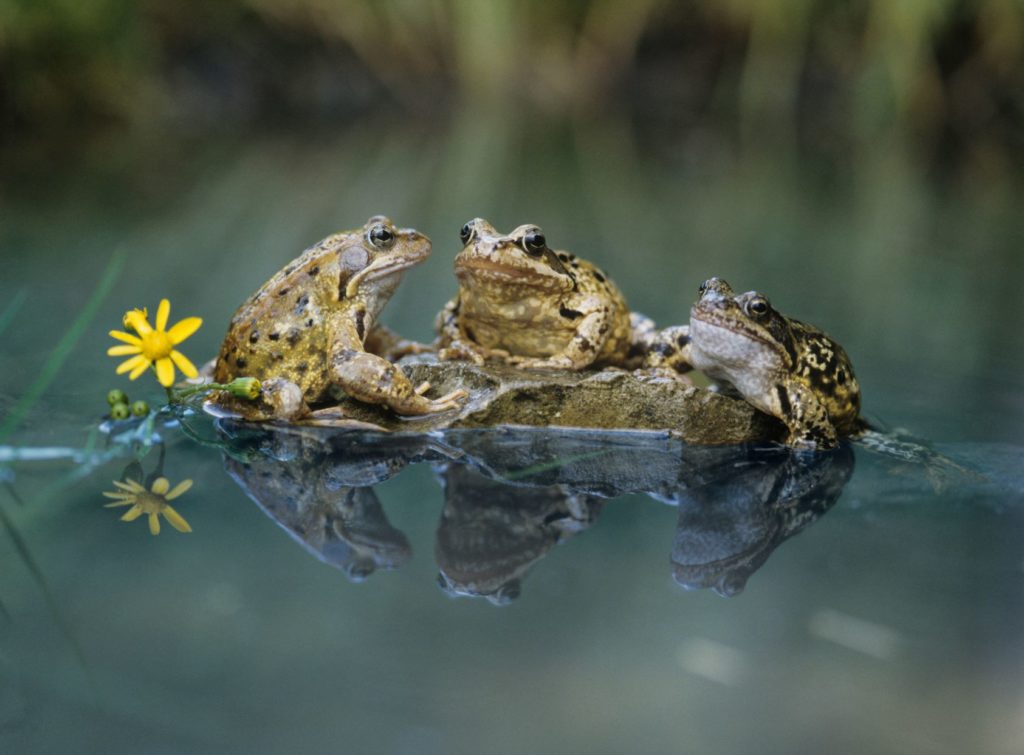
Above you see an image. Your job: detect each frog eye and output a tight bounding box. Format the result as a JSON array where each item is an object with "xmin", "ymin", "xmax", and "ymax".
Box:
[
  {"xmin": 698, "ymin": 280, "xmax": 710, "ymax": 295},
  {"xmin": 459, "ymin": 223, "xmax": 476, "ymax": 245},
  {"xmin": 521, "ymin": 230, "xmax": 547, "ymax": 257},
  {"xmin": 368, "ymin": 223, "xmax": 395, "ymax": 249},
  {"xmin": 747, "ymin": 296, "xmax": 770, "ymax": 317}
]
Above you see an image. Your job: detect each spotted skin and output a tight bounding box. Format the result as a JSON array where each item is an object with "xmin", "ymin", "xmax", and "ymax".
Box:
[
  {"xmin": 437, "ymin": 218, "xmax": 691, "ymax": 374},
  {"xmin": 682, "ymin": 277, "xmax": 861, "ymax": 450},
  {"xmin": 215, "ymin": 216, "xmax": 467, "ymax": 419}
]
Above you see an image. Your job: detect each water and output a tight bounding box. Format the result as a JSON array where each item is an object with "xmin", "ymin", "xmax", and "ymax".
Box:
[{"xmin": 2, "ymin": 113, "xmax": 1023, "ymax": 753}]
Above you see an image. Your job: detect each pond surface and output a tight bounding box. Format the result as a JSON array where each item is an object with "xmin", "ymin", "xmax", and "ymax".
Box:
[{"xmin": 1, "ymin": 113, "xmax": 1023, "ymax": 753}]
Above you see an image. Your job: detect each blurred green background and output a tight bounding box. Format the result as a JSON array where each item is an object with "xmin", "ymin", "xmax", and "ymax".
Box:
[{"xmin": 3, "ymin": 0, "xmax": 1022, "ymax": 160}]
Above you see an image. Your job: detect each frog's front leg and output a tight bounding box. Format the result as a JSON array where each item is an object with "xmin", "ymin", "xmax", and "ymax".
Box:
[
  {"xmin": 330, "ymin": 342, "xmax": 467, "ymax": 416},
  {"xmin": 435, "ymin": 296, "xmax": 490, "ymax": 366},
  {"xmin": 364, "ymin": 324, "xmax": 430, "ymax": 362},
  {"xmin": 507, "ymin": 305, "xmax": 611, "ymax": 371},
  {"xmin": 774, "ymin": 380, "xmax": 838, "ymax": 450}
]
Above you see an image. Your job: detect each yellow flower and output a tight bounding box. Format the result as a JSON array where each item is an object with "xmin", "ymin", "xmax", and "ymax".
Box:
[
  {"xmin": 102, "ymin": 476, "xmax": 194, "ymax": 535},
  {"xmin": 108, "ymin": 299, "xmax": 202, "ymax": 387}
]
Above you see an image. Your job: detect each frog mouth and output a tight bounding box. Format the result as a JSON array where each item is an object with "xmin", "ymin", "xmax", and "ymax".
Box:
[
  {"xmin": 344, "ymin": 256, "xmax": 424, "ymax": 298},
  {"xmin": 690, "ymin": 307, "xmax": 775, "ymax": 349},
  {"xmin": 456, "ymin": 258, "xmax": 567, "ymax": 290}
]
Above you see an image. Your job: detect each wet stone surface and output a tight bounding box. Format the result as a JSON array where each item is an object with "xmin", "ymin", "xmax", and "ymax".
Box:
[{"xmin": 304, "ymin": 354, "xmax": 785, "ymax": 444}]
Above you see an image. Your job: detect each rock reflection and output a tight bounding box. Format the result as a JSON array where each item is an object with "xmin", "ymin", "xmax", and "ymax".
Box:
[
  {"xmin": 434, "ymin": 463, "xmax": 604, "ymax": 605},
  {"xmin": 670, "ymin": 444, "xmax": 854, "ymax": 596},
  {"xmin": 218, "ymin": 420, "xmax": 448, "ymax": 581},
  {"xmin": 215, "ymin": 422, "xmax": 853, "ymax": 598}
]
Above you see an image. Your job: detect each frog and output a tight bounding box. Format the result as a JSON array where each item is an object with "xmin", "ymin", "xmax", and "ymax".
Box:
[
  {"xmin": 436, "ymin": 218, "xmax": 692, "ymax": 373},
  {"xmin": 681, "ymin": 277, "xmax": 862, "ymax": 450},
  {"xmin": 214, "ymin": 216, "xmax": 467, "ymax": 420}
]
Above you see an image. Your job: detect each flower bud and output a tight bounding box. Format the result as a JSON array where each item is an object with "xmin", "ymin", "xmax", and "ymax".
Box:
[
  {"xmin": 107, "ymin": 389, "xmax": 129, "ymax": 406},
  {"xmin": 227, "ymin": 377, "xmax": 261, "ymax": 400},
  {"xmin": 122, "ymin": 308, "xmax": 148, "ymax": 333},
  {"xmin": 131, "ymin": 400, "xmax": 150, "ymax": 417},
  {"xmin": 111, "ymin": 402, "xmax": 131, "ymax": 420}
]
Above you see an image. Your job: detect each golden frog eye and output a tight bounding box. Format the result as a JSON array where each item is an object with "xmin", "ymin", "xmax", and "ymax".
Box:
[
  {"xmin": 521, "ymin": 230, "xmax": 546, "ymax": 257},
  {"xmin": 747, "ymin": 296, "xmax": 770, "ymax": 317},
  {"xmin": 368, "ymin": 223, "xmax": 395, "ymax": 249},
  {"xmin": 459, "ymin": 222, "xmax": 476, "ymax": 245}
]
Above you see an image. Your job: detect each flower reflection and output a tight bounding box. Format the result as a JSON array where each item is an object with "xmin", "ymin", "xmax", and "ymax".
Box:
[{"xmin": 102, "ymin": 476, "xmax": 193, "ymax": 535}]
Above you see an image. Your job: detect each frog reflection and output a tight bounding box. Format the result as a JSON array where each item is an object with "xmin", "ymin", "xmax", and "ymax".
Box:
[
  {"xmin": 218, "ymin": 421, "xmax": 445, "ymax": 581},
  {"xmin": 434, "ymin": 463, "xmax": 605, "ymax": 605},
  {"xmin": 670, "ymin": 444, "xmax": 854, "ymax": 596}
]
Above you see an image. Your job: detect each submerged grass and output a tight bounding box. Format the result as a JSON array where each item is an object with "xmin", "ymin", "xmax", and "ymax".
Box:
[
  {"xmin": 0, "ymin": 251, "xmax": 124, "ymax": 444},
  {"xmin": 0, "ymin": 487, "xmax": 93, "ymax": 687},
  {"xmin": 0, "ymin": 290, "xmax": 28, "ymax": 340}
]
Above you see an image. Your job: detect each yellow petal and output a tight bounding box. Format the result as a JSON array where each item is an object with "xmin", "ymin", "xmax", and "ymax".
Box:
[
  {"xmin": 121, "ymin": 505, "xmax": 143, "ymax": 521},
  {"xmin": 114, "ymin": 479, "xmax": 146, "ymax": 492},
  {"xmin": 149, "ymin": 512, "xmax": 161, "ymax": 535},
  {"xmin": 107, "ymin": 344, "xmax": 141, "ymax": 356},
  {"xmin": 103, "ymin": 500, "xmax": 134, "ymax": 508},
  {"xmin": 150, "ymin": 477, "xmax": 170, "ymax": 495},
  {"xmin": 116, "ymin": 354, "xmax": 148, "ymax": 375},
  {"xmin": 165, "ymin": 479, "xmax": 193, "ymax": 500},
  {"xmin": 167, "ymin": 317, "xmax": 202, "ymax": 344},
  {"xmin": 170, "ymin": 350, "xmax": 199, "ymax": 379},
  {"xmin": 162, "ymin": 505, "xmax": 192, "ymax": 533},
  {"xmin": 155, "ymin": 299, "xmax": 171, "ymax": 331},
  {"xmin": 109, "ymin": 330, "xmax": 142, "ymax": 346},
  {"xmin": 102, "ymin": 491, "xmax": 134, "ymax": 500},
  {"xmin": 129, "ymin": 359, "xmax": 152, "ymax": 380},
  {"xmin": 155, "ymin": 357, "xmax": 175, "ymax": 387}
]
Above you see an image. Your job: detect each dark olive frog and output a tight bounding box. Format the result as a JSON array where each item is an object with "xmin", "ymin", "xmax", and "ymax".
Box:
[{"xmin": 680, "ymin": 277, "xmax": 861, "ymax": 450}]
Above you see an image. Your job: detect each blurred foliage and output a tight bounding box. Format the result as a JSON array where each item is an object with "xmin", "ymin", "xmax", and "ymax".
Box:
[{"xmin": 1, "ymin": 0, "xmax": 1022, "ymax": 161}]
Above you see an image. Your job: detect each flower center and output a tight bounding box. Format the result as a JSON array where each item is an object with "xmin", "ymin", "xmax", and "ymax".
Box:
[
  {"xmin": 137, "ymin": 492, "xmax": 167, "ymax": 513},
  {"xmin": 140, "ymin": 331, "xmax": 173, "ymax": 361}
]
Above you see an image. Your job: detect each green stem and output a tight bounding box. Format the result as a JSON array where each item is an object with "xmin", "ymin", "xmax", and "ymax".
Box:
[{"xmin": 170, "ymin": 382, "xmax": 234, "ymax": 401}]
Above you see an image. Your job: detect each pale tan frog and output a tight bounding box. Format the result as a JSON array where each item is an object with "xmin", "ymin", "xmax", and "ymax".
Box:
[
  {"xmin": 436, "ymin": 218, "xmax": 690, "ymax": 373},
  {"xmin": 214, "ymin": 216, "xmax": 467, "ymax": 420}
]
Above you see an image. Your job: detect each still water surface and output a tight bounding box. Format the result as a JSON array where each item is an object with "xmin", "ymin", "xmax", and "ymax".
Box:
[{"xmin": 1, "ymin": 115, "xmax": 1023, "ymax": 752}]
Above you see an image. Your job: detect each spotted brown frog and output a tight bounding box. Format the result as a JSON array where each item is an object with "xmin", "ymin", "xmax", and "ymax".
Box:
[
  {"xmin": 436, "ymin": 218, "xmax": 690, "ymax": 373},
  {"xmin": 681, "ymin": 277, "xmax": 862, "ymax": 449},
  {"xmin": 214, "ymin": 216, "xmax": 467, "ymax": 420}
]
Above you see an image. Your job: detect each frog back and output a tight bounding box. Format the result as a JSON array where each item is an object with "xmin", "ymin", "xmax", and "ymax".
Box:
[{"xmin": 789, "ymin": 319, "xmax": 861, "ymax": 433}]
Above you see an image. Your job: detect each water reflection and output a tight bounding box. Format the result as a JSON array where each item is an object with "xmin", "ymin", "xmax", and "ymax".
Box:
[
  {"xmin": 215, "ymin": 422, "xmax": 854, "ymax": 598},
  {"xmin": 670, "ymin": 444, "xmax": 854, "ymax": 596},
  {"xmin": 218, "ymin": 421, "xmax": 450, "ymax": 581},
  {"xmin": 435, "ymin": 463, "xmax": 605, "ymax": 605}
]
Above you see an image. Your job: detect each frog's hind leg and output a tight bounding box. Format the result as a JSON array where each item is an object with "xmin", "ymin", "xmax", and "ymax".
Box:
[
  {"xmin": 218, "ymin": 377, "xmax": 311, "ymax": 421},
  {"xmin": 330, "ymin": 347, "xmax": 467, "ymax": 416}
]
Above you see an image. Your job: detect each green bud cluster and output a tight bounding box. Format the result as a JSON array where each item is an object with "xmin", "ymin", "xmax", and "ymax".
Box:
[{"xmin": 105, "ymin": 388, "xmax": 149, "ymax": 420}]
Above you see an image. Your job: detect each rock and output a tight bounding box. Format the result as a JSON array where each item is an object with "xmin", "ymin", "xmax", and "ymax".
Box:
[{"xmin": 307, "ymin": 354, "xmax": 784, "ymax": 444}]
